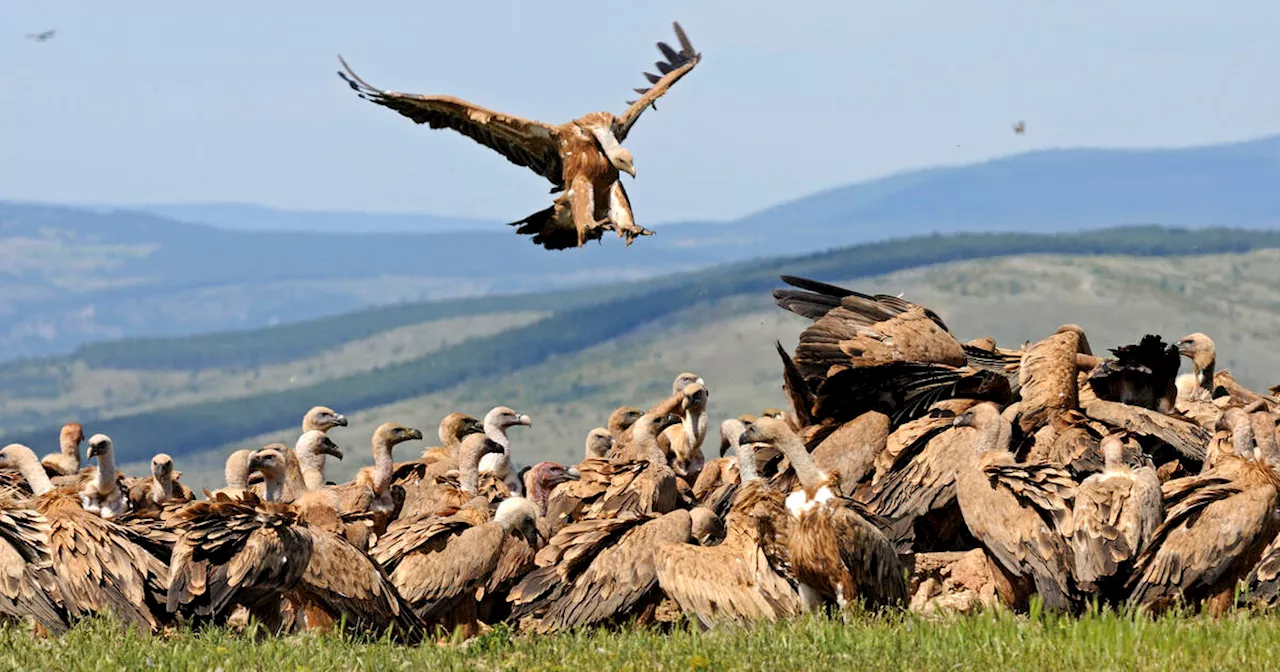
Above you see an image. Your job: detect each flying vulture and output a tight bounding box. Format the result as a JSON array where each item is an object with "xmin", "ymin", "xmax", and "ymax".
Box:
[{"xmin": 338, "ymin": 22, "xmax": 701, "ymax": 250}]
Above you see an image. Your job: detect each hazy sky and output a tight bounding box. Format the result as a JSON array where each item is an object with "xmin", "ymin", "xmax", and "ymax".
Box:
[{"xmin": 4, "ymin": 1, "xmax": 1280, "ymax": 223}]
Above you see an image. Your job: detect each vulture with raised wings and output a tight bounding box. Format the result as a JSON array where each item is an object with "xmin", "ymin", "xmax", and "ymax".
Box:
[{"xmin": 338, "ymin": 23, "xmax": 701, "ymax": 250}]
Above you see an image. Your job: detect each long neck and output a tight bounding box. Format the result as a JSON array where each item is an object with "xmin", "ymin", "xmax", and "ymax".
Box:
[
  {"xmin": 262, "ymin": 473, "xmax": 285, "ymax": 502},
  {"xmin": 773, "ymin": 432, "xmax": 823, "ymax": 490},
  {"xmin": 371, "ymin": 440, "xmax": 394, "ymax": 496},
  {"xmin": 633, "ymin": 425, "xmax": 667, "ymax": 465},
  {"xmin": 150, "ymin": 474, "xmax": 173, "ymax": 503},
  {"xmin": 683, "ymin": 410, "xmax": 707, "ymax": 454},
  {"xmin": 283, "ymin": 452, "xmax": 307, "ymax": 494},
  {"xmin": 485, "ymin": 424, "xmax": 511, "ymax": 458},
  {"xmin": 61, "ymin": 437, "xmax": 80, "ymax": 461},
  {"xmin": 225, "ymin": 454, "xmax": 249, "ymax": 489},
  {"xmin": 733, "ymin": 438, "xmax": 759, "ymax": 482},
  {"xmin": 1233, "ymin": 415, "xmax": 1257, "ymax": 459},
  {"xmin": 296, "ymin": 443, "xmax": 326, "ymax": 491},
  {"xmin": 976, "ymin": 417, "xmax": 1006, "ymax": 455},
  {"xmin": 94, "ymin": 451, "xmax": 117, "ymax": 493},
  {"xmin": 17, "ymin": 454, "xmax": 53, "ymax": 496},
  {"xmin": 1197, "ymin": 360, "xmax": 1216, "ymax": 391},
  {"xmin": 459, "ymin": 447, "xmax": 482, "ymax": 494}
]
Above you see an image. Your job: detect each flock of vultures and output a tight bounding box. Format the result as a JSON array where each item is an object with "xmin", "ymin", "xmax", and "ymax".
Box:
[{"xmin": 1, "ymin": 274, "xmax": 1279, "ymax": 642}]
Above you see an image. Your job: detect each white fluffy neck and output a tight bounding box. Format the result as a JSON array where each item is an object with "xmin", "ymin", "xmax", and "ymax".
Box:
[{"xmin": 93, "ymin": 450, "xmax": 117, "ymax": 495}]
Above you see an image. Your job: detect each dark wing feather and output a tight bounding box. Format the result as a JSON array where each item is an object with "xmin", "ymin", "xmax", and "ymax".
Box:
[
  {"xmin": 338, "ymin": 56, "xmax": 564, "ymax": 186},
  {"xmin": 612, "ymin": 23, "xmax": 701, "ymax": 141}
]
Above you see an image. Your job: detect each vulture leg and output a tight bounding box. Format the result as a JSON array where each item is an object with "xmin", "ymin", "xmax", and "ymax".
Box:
[
  {"xmin": 607, "ymin": 181, "xmax": 652, "ymax": 246},
  {"xmin": 569, "ymin": 175, "xmax": 610, "ymax": 247}
]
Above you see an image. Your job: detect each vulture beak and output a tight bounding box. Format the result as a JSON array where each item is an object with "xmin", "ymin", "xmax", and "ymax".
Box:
[
  {"xmin": 464, "ymin": 418, "xmax": 485, "ymax": 435},
  {"xmin": 566, "ymin": 466, "xmax": 582, "ymax": 480},
  {"xmin": 952, "ymin": 413, "xmax": 975, "ymax": 428},
  {"xmin": 719, "ymin": 434, "xmax": 732, "ymax": 458},
  {"xmin": 88, "ymin": 442, "xmax": 106, "ymax": 459},
  {"xmin": 624, "ymin": 165, "xmax": 637, "ymax": 178},
  {"xmin": 333, "ymin": 414, "xmax": 349, "ymax": 427},
  {"xmin": 659, "ymin": 413, "xmax": 683, "ymax": 431},
  {"xmin": 321, "ymin": 442, "xmax": 345, "ymax": 460},
  {"xmin": 246, "ymin": 453, "xmax": 264, "ymax": 472},
  {"xmin": 1176, "ymin": 340, "xmax": 1194, "ymax": 355},
  {"xmin": 405, "ymin": 428, "xmax": 424, "ymax": 441},
  {"xmin": 517, "ymin": 414, "xmax": 533, "ymax": 427},
  {"xmin": 738, "ymin": 424, "xmax": 761, "ymax": 445}
]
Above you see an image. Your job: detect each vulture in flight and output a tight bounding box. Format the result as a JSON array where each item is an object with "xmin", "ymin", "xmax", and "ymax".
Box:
[{"xmin": 337, "ymin": 22, "xmax": 701, "ymax": 250}]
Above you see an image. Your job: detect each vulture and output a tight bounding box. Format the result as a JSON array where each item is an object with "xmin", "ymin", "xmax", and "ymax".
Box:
[
  {"xmin": 589, "ymin": 411, "xmax": 682, "ymax": 517},
  {"xmin": 584, "ymin": 428, "xmax": 614, "ymax": 460},
  {"xmin": 514, "ymin": 509, "xmax": 693, "ymax": 633},
  {"xmin": 332, "ymin": 423, "xmax": 424, "ymax": 538},
  {"xmin": 1128, "ymin": 436, "xmax": 1280, "ymax": 615},
  {"xmin": 952, "ymin": 404, "xmax": 1077, "ymax": 612},
  {"xmin": 1176, "ymin": 333, "xmax": 1217, "ymax": 401},
  {"xmin": 337, "ymin": 23, "xmax": 702, "ymax": 250},
  {"xmin": 373, "ymin": 497, "xmax": 539, "ymax": 635},
  {"xmin": 393, "ymin": 413, "xmax": 483, "ymax": 484},
  {"xmin": 0, "ymin": 488, "xmax": 69, "ymax": 634},
  {"xmin": 210, "ymin": 449, "xmax": 254, "ymax": 498},
  {"xmin": 662, "ymin": 382, "xmax": 710, "ymax": 482},
  {"xmin": 477, "ymin": 406, "xmax": 534, "ymax": 495},
  {"xmin": 656, "ymin": 419, "xmax": 801, "ymax": 626},
  {"xmin": 127, "ymin": 454, "xmax": 195, "ymax": 514},
  {"xmin": 168, "ymin": 448, "xmax": 421, "ymax": 640},
  {"xmin": 1070, "ymin": 434, "xmax": 1162, "ymax": 597},
  {"xmin": 79, "ymin": 434, "xmax": 129, "ymax": 520},
  {"xmin": 739, "ymin": 417, "xmax": 908, "ymax": 611},
  {"xmin": 607, "ymin": 407, "xmax": 644, "ymax": 445},
  {"xmin": 40, "ymin": 423, "xmax": 84, "ymax": 478},
  {"xmin": 302, "ymin": 406, "xmax": 349, "ymax": 434},
  {"xmin": 0, "ymin": 444, "xmax": 167, "ymax": 632}
]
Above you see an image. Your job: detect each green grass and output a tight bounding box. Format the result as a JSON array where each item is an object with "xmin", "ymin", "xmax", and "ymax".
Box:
[{"xmin": 8, "ymin": 611, "xmax": 1280, "ymax": 671}]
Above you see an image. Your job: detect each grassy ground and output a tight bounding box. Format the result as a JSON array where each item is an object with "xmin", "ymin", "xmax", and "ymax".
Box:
[{"xmin": 5, "ymin": 611, "xmax": 1278, "ymax": 671}]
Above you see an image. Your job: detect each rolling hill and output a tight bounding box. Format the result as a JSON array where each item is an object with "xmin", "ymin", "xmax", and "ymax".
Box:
[
  {"xmin": 4, "ymin": 226, "xmax": 1280, "ymax": 488},
  {"xmin": 7, "ymin": 133, "xmax": 1280, "ymax": 361}
]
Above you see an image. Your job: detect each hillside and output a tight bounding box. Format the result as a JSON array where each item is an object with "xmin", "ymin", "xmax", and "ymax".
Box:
[
  {"xmin": 3, "ymin": 226, "xmax": 1280, "ymax": 488},
  {"xmin": 7, "ymin": 134, "xmax": 1280, "ymax": 360}
]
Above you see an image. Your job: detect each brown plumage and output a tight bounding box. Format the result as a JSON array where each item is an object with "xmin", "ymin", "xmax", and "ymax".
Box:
[
  {"xmin": 607, "ymin": 407, "xmax": 644, "ymax": 446},
  {"xmin": 740, "ymin": 418, "xmax": 908, "ymax": 611},
  {"xmin": 127, "ymin": 454, "xmax": 195, "ymax": 514},
  {"xmin": 0, "ymin": 488, "xmax": 68, "ymax": 634},
  {"xmin": 810, "ymin": 410, "xmax": 889, "ymax": 494},
  {"xmin": 952, "ymin": 404, "xmax": 1077, "ymax": 612},
  {"xmin": 589, "ymin": 412, "xmax": 681, "ymax": 517},
  {"xmin": 41, "ymin": 423, "xmax": 84, "ymax": 478},
  {"xmin": 1082, "ymin": 398, "xmax": 1210, "ymax": 463},
  {"xmin": 302, "ymin": 406, "xmax": 349, "ymax": 434},
  {"xmin": 526, "ymin": 508, "xmax": 692, "ymax": 633},
  {"xmin": 1070, "ymin": 434, "xmax": 1162, "ymax": 597},
  {"xmin": 1128, "ymin": 444, "xmax": 1280, "ymax": 614},
  {"xmin": 392, "ymin": 413, "xmax": 483, "ymax": 485},
  {"xmin": 1016, "ymin": 330, "xmax": 1083, "ymax": 435},
  {"xmin": 331, "ymin": 423, "xmax": 424, "ymax": 542},
  {"xmin": 375, "ymin": 497, "xmax": 538, "ymax": 632},
  {"xmin": 1176, "ymin": 332, "xmax": 1217, "ymax": 401},
  {"xmin": 656, "ymin": 422, "xmax": 801, "ymax": 626},
  {"xmin": 661, "ymin": 382, "xmax": 709, "ymax": 482},
  {"xmin": 398, "ymin": 433, "xmax": 502, "ymax": 521},
  {"xmin": 0, "ymin": 444, "xmax": 167, "ymax": 632},
  {"xmin": 338, "ymin": 23, "xmax": 700, "ymax": 249}
]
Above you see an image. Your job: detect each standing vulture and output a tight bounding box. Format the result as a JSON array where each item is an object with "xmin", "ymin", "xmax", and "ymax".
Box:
[{"xmin": 337, "ymin": 23, "xmax": 701, "ymax": 250}]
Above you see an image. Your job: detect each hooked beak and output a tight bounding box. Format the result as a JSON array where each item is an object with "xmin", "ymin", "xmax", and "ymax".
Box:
[
  {"xmin": 321, "ymin": 443, "xmax": 345, "ymax": 460},
  {"xmin": 405, "ymin": 428, "xmax": 424, "ymax": 441},
  {"xmin": 566, "ymin": 466, "xmax": 581, "ymax": 480},
  {"xmin": 464, "ymin": 418, "xmax": 485, "ymax": 435},
  {"xmin": 623, "ymin": 165, "xmax": 637, "ymax": 178},
  {"xmin": 952, "ymin": 415, "xmax": 974, "ymax": 428},
  {"xmin": 1176, "ymin": 340, "xmax": 1194, "ymax": 356},
  {"xmin": 517, "ymin": 414, "xmax": 533, "ymax": 427},
  {"xmin": 333, "ymin": 414, "xmax": 349, "ymax": 427},
  {"xmin": 88, "ymin": 443, "xmax": 105, "ymax": 459}
]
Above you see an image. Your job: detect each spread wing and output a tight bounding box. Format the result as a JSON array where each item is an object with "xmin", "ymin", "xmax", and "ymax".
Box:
[
  {"xmin": 612, "ymin": 22, "xmax": 702, "ymax": 142},
  {"xmin": 337, "ymin": 57, "xmax": 565, "ymax": 186}
]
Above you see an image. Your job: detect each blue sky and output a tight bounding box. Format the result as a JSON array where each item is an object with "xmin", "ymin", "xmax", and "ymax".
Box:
[{"xmin": 4, "ymin": 0, "xmax": 1279, "ymax": 223}]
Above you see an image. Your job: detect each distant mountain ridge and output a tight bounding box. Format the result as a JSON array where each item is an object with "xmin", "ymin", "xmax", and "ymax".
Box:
[{"xmin": 4, "ymin": 133, "xmax": 1280, "ymax": 359}]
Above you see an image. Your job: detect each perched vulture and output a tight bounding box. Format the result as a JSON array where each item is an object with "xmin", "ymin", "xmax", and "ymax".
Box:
[
  {"xmin": 739, "ymin": 418, "xmax": 908, "ymax": 611},
  {"xmin": 0, "ymin": 488, "xmax": 68, "ymax": 634},
  {"xmin": 0, "ymin": 444, "xmax": 168, "ymax": 632},
  {"xmin": 656, "ymin": 420, "xmax": 801, "ymax": 626},
  {"xmin": 127, "ymin": 454, "xmax": 195, "ymax": 514},
  {"xmin": 41, "ymin": 423, "xmax": 84, "ymax": 478},
  {"xmin": 338, "ymin": 23, "xmax": 701, "ymax": 250},
  {"xmin": 1070, "ymin": 434, "xmax": 1162, "ymax": 597},
  {"xmin": 952, "ymin": 404, "xmax": 1077, "ymax": 612},
  {"xmin": 1086, "ymin": 335, "xmax": 1180, "ymax": 413},
  {"xmin": 79, "ymin": 434, "xmax": 129, "ymax": 520}
]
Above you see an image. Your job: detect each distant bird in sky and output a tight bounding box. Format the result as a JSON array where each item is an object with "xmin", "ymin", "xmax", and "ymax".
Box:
[
  {"xmin": 1013, "ymin": 120, "xmax": 1026, "ymax": 134},
  {"xmin": 25, "ymin": 30, "xmax": 56, "ymax": 42}
]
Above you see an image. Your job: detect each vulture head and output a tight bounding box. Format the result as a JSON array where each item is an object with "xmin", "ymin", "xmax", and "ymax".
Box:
[
  {"xmin": 373, "ymin": 423, "xmax": 424, "ymax": 449},
  {"xmin": 298, "ymin": 430, "xmax": 344, "ymax": 461},
  {"xmin": 673, "ymin": 372, "xmax": 706, "ymax": 395},
  {"xmin": 524, "ymin": 461, "xmax": 580, "ymax": 507},
  {"xmin": 952, "ymin": 402, "xmax": 1002, "ymax": 430},
  {"xmin": 247, "ymin": 448, "xmax": 288, "ymax": 483},
  {"xmin": 494, "ymin": 496, "xmax": 541, "ymax": 545},
  {"xmin": 588, "ymin": 126, "xmax": 636, "ymax": 177},
  {"xmin": 633, "ymin": 412, "xmax": 682, "ymax": 439},
  {"xmin": 690, "ymin": 507, "xmax": 726, "ymax": 546},
  {"xmin": 60, "ymin": 422, "xmax": 85, "ymax": 450},
  {"xmin": 1176, "ymin": 332, "xmax": 1217, "ymax": 370},
  {"xmin": 681, "ymin": 382, "xmax": 709, "ymax": 414},
  {"xmin": 585, "ymin": 428, "xmax": 613, "ymax": 459},
  {"xmin": 718, "ymin": 418, "xmax": 747, "ymax": 457},
  {"xmin": 485, "ymin": 406, "xmax": 533, "ymax": 436},
  {"xmin": 608, "ymin": 407, "xmax": 644, "ymax": 436},
  {"xmin": 0, "ymin": 444, "xmax": 37, "ymax": 472},
  {"xmin": 87, "ymin": 434, "xmax": 113, "ymax": 460},
  {"xmin": 737, "ymin": 416, "xmax": 799, "ymax": 450},
  {"xmin": 151, "ymin": 453, "xmax": 175, "ymax": 479},
  {"xmin": 223, "ymin": 449, "xmax": 253, "ymax": 490},
  {"xmin": 1054, "ymin": 324, "xmax": 1094, "ymax": 356},
  {"xmin": 439, "ymin": 413, "xmax": 484, "ymax": 448},
  {"xmin": 304, "ymin": 405, "xmax": 348, "ymax": 432}
]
